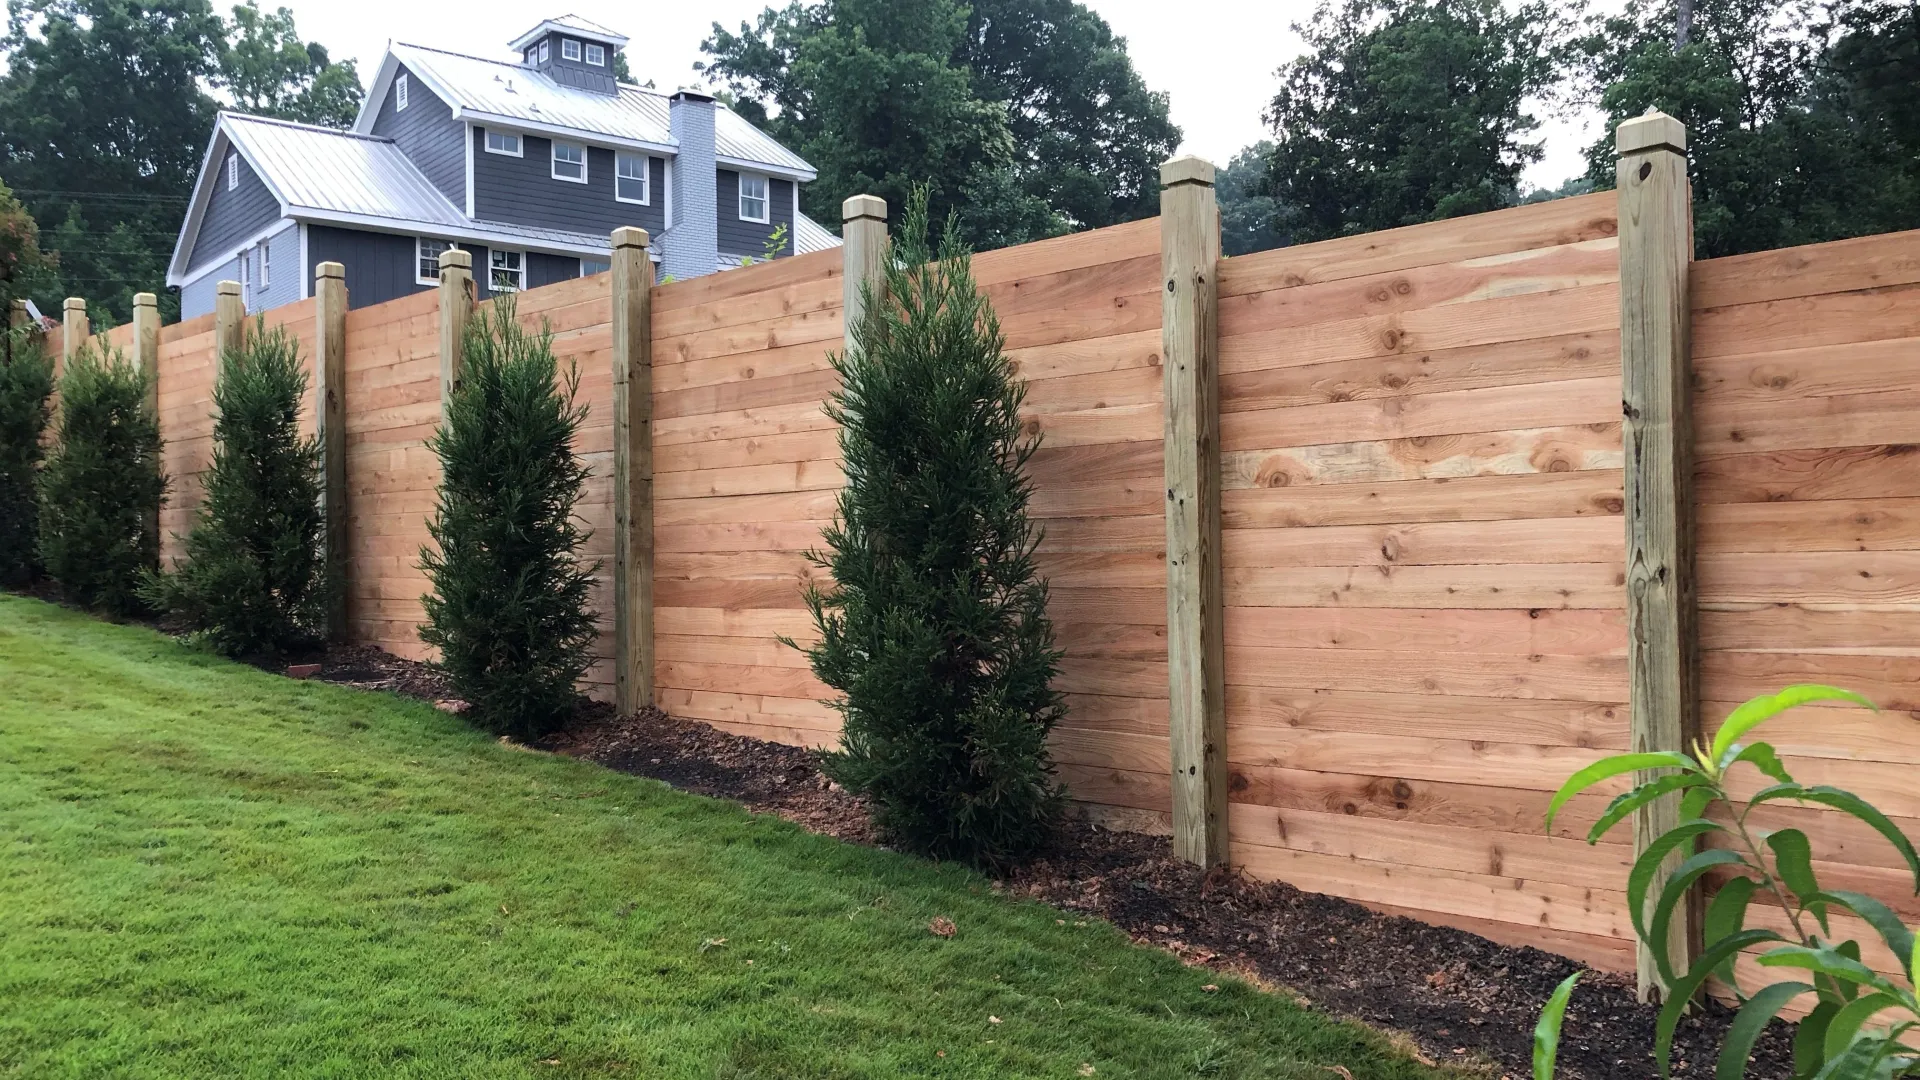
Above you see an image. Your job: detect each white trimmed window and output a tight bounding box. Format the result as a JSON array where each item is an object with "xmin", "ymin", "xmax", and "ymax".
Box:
[
  {"xmin": 226, "ymin": 153, "xmax": 238, "ymax": 191},
  {"xmin": 585, "ymin": 43, "xmax": 605, "ymax": 66},
  {"xmin": 484, "ymin": 129, "xmax": 522, "ymax": 157},
  {"xmin": 551, "ymin": 141, "xmax": 586, "ymax": 183},
  {"xmin": 489, "ymin": 249, "xmax": 525, "ymax": 293},
  {"xmin": 615, "ymin": 153, "xmax": 648, "ymax": 204},
  {"xmin": 738, "ymin": 172, "xmax": 769, "ymax": 222},
  {"xmin": 396, "ymin": 73, "xmax": 409, "ymax": 111},
  {"xmin": 417, "ymin": 238, "xmax": 456, "ymax": 285},
  {"xmin": 260, "ymin": 241, "xmax": 271, "ymax": 287},
  {"xmin": 561, "ymin": 38, "xmax": 581, "ymax": 61},
  {"xmin": 537, "ymin": 40, "xmax": 550, "ymax": 63},
  {"xmin": 580, "ymin": 257, "xmax": 610, "ymax": 276}
]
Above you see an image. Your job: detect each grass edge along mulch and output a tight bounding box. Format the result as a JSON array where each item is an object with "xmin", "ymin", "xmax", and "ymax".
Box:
[{"xmin": 0, "ymin": 592, "xmax": 1468, "ymax": 1080}]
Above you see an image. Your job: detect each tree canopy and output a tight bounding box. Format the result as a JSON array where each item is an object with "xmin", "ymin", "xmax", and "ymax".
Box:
[
  {"xmin": 0, "ymin": 0, "xmax": 359, "ymax": 323},
  {"xmin": 1260, "ymin": 0, "xmax": 1571, "ymax": 244},
  {"xmin": 700, "ymin": 0, "xmax": 1177, "ymax": 249}
]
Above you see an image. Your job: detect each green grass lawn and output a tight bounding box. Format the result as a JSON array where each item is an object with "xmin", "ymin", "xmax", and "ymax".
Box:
[{"xmin": 0, "ymin": 594, "xmax": 1461, "ymax": 1080}]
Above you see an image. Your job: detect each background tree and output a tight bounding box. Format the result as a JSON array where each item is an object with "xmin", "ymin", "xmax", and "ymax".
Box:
[
  {"xmin": 800, "ymin": 195, "xmax": 1065, "ymax": 867},
  {"xmin": 144, "ymin": 322, "xmax": 326, "ymax": 656},
  {"xmin": 37, "ymin": 342, "xmax": 165, "ymax": 614},
  {"xmin": 1216, "ymin": 141, "xmax": 1291, "ymax": 256},
  {"xmin": 1579, "ymin": 0, "xmax": 1920, "ymax": 257},
  {"xmin": 0, "ymin": 329, "xmax": 54, "ymax": 586},
  {"xmin": 0, "ymin": 178, "xmax": 59, "ymax": 317},
  {"xmin": 701, "ymin": 0, "xmax": 1177, "ymax": 248},
  {"xmin": 1263, "ymin": 0, "xmax": 1570, "ymax": 243},
  {"xmin": 419, "ymin": 300, "xmax": 597, "ymax": 741},
  {"xmin": 219, "ymin": 1, "xmax": 362, "ymax": 128}
]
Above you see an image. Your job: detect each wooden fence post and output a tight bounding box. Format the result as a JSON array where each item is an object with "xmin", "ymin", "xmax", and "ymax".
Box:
[
  {"xmin": 8, "ymin": 299, "xmax": 29, "ymax": 367},
  {"xmin": 314, "ymin": 261, "xmax": 349, "ymax": 641},
  {"xmin": 1617, "ymin": 109, "xmax": 1699, "ymax": 1004},
  {"xmin": 214, "ymin": 281, "xmax": 245, "ymax": 360},
  {"xmin": 132, "ymin": 292, "xmax": 161, "ymax": 547},
  {"xmin": 841, "ymin": 195, "xmax": 888, "ymax": 343},
  {"xmin": 61, "ymin": 297, "xmax": 87, "ymax": 376},
  {"xmin": 611, "ymin": 228, "xmax": 655, "ymax": 716},
  {"xmin": 437, "ymin": 249, "xmax": 473, "ymax": 409},
  {"xmin": 1161, "ymin": 155, "xmax": 1227, "ymax": 869}
]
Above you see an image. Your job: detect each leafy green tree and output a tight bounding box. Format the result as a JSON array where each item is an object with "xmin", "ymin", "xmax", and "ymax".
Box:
[
  {"xmin": 420, "ymin": 299, "xmax": 598, "ymax": 740},
  {"xmin": 37, "ymin": 341, "xmax": 165, "ymax": 614},
  {"xmin": 144, "ymin": 322, "xmax": 326, "ymax": 656},
  {"xmin": 0, "ymin": 178, "xmax": 59, "ymax": 314},
  {"xmin": 1264, "ymin": 0, "xmax": 1571, "ymax": 243},
  {"xmin": 219, "ymin": 1, "xmax": 363, "ymax": 129},
  {"xmin": 0, "ymin": 329, "xmax": 54, "ymax": 585},
  {"xmin": 800, "ymin": 195, "xmax": 1065, "ymax": 867},
  {"xmin": 702, "ymin": 0, "xmax": 1178, "ymax": 247},
  {"xmin": 1217, "ymin": 141, "xmax": 1291, "ymax": 256},
  {"xmin": 0, "ymin": 0, "xmax": 225, "ymax": 324},
  {"xmin": 1578, "ymin": 0, "xmax": 1920, "ymax": 257}
]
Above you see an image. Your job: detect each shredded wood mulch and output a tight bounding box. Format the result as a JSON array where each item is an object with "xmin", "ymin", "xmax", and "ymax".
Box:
[{"xmin": 131, "ymin": 625, "xmax": 1799, "ymax": 1080}]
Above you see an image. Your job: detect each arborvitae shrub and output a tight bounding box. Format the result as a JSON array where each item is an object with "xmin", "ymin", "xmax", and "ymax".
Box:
[
  {"xmin": 37, "ymin": 341, "xmax": 165, "ymax": 614},
  {"xmin": 800, "ymin": 195, "xmax": 1066, "ymax": 867},
  {"xmin": 144, "ymin": 323, "xmax": 327, "ymax": 656},
  {"xmin": 420, "ymin": 297, "xmax": 597, "ymax": 740},
  {"xmin": 0, "ymin": 331, "xmax": 55, "ymax": 586}
]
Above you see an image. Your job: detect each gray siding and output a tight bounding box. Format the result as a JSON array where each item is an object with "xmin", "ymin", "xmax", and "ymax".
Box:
[
  {"xmin": 527, "ymin": 31, "xmax": 619, "ymax": 95},
  {"xmin": 190, "ymin": 144, "xmax": 280, "ymax": 272},
  {"xmin": 471, "ymin": 128, "xmax": 665, "ymax": 238},
  {"xmin": 180, "ymin": 255, "xmax": 240, "ymax": 320},
  {"xmin": 716, "ymin": 171, "xmax": 795, "ymax": 259},
  {"xmin": 371, "ymin": 63, "xmax": 464, "ymax": 206},
  {"xmin": 248, "ymin": 220, "xmax": 302, "ymax": 312},
  {"xmin": 307, "ymin": 225, "xmax": 432, "ymax": 310}
]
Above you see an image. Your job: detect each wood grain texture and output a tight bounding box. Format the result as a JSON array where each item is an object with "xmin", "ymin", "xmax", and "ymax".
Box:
[
  {"xmin": 314, "ymin": 264, "xmax": 349, "ymax": 639},
  {"xmin": 611, "ymin": 229, "xmax": 654, "ymax": 715}
]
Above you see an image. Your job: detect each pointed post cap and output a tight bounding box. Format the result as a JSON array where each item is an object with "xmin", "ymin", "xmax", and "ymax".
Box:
[
  {"xmin": 215, "ymin": 280, "xmax": 241, "ymax": 297},
  {"xmin": 843, "ymin": 194, "xmax": 886, "ymax": 223},
  {"xmin": 64, "ymin": 297, "xmax": 88, "ymax": 312},
  {"xmin": 612, "ymin": 226, "xmax": 650, "ymax": 249},
  {"xmin": 132, "ymin": 292, "xmax": 157, "ymax": 309},
  {"xmin": 1616, "ymin": 110, "xmax": 1687, "ymax": 156},
  {"xmin": 315, "ymin": 261, "xmax": 345, "ymax": 281},
  {"xmin": 1161, "ymin": 155, "xmax": 1216, "ymax": 188},
  {"xmin": 438, "ymin": 248, "xmax": 472, "ymax": 273}
]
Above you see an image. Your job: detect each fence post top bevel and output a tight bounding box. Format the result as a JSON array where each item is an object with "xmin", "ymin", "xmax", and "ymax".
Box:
[
  {"xmin": 315, "ymin": 261, "xmax": 345, "ymax": 281},
  {"xmin": 64, "ymin": 296, "xmax": 87, "ymax": 312},
  {"xmin": 1160, "ymin": 155, "xmax": 1216, "ymax": 189},
  {"xmin": 215, "ymin": 280, "xmax": 241, "ymax": 298},
  {"xmin": 612, "ymin": 226, "xmax": 650, "ymax": 250},
  {"xmin": 1616, "ymin": 110, "xmax": 1687, "ymax": 157},
  {"xmin": 132, "ymin": 292, "xmax": 158, "ymax": 309},
  {"xmin": 842, "ymin": 194, "xmax": 887, "ymax": 223},
  {"xmin": 438, "ymin": 248, "xmax": 472, "ymax": 273}
]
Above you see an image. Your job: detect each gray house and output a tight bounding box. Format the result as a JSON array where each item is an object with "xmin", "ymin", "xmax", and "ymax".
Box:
[{"xmin": 167, "ymin": 14, "xmax": 837, "ymax": 317}]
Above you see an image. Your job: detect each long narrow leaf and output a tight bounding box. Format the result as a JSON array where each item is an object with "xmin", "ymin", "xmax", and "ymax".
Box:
[
  {"xmin": 1730, "ymin": 742, "xmax": 1795, "ymax": 783},
  {"xmin": 1651, "ymin": 849, "xmax": 1749, "ymax": 985},
  {"xmin": 1824, "ymin": 993, "xmax": 1905, "ymax": 1062},
  {"xmin": 1797, "ymin": 788, "xmax": 1920, "ymax": 892},
  {"xmin": 1757, "ymin": 944, "xmax": 1889, "ymax": 989},
  {"xmin": 1589, "ymin": 774, "xmax": 1714, "ymax": 843},
  {"xmin": 1545, "ymin": 752, "xmax": 1697, "ymax": 832},
  {"xmin": 1534, "ymin": 972, "xmax": 1580, "ymax": 1080},
  {"xmin": 1657, "ymin": 929, "xmax": 1787, "ymax": 1077},
  {"xmin": 1797, "ymin": 1001, "xmax": 1838, "ymax": 1079},
  {"xmin": 1711, "ymin": 686, "xmax": 1876, "ymax": 765},
  {"xmin": 1629, "ymin": 820, "xmax": 1728, "ymax": 944},
  {"xmin": 1769, "ymin": 829, "xmax": 1827, "ymax": 932},
  {"xmin": 1811, "ymin": 1031, "xmax": 1891, "ymax": 1080},
  {"xmin": 1704, "ymin": 877, "xmax": 1760, "ymax": 989},
  {"xmin": 1822, "ymin": 891, "xmax": 1917, "ymax": 982},
  {"xmin": 1717, "ymin": 981, "xmax": 1811, "ymax": 1080}
]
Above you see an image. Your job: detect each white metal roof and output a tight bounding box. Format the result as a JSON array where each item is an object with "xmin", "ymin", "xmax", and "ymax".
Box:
[
  {"xmin": 365, "ymin": 43, "xmax": 816, "ymax": 179},
  {"xmin": 793, "ymin": 212, "xmax": 841, "ymax": 255}
]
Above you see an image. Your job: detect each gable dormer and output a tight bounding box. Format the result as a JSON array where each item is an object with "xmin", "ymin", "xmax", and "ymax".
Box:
[{"xmin": 508, "ymin": 15, "xmax": 625, "ymax": 96}]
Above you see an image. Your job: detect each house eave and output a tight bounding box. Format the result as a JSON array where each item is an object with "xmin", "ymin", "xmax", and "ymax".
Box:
[
  {"xmin": 714, "ymin": 154, "xmax": 816, "ymax": 184},
  {"xmin": 454, "ymin": 109, "xmax": 678, "ymax": 157}
]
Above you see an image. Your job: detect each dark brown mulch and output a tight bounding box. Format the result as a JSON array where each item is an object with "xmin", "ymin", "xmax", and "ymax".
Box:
[{"xmin": 272, "ymin": 643, "xmax": 1793, "ymax": 1080}]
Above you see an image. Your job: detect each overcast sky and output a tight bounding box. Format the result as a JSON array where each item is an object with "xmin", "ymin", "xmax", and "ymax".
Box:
[{"xmin": 275, "ymin": 0, "xmax": 1602, "ymax": 191}]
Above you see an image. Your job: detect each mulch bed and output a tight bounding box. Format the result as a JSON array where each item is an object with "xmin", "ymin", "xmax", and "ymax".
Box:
[{"xmin": 6, "ymin": 593, "xmax": 1791, "ymax": 1080}]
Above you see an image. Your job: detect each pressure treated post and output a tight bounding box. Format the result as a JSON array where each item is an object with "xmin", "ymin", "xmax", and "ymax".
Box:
[
  {"xmin": 611, "ymin": 228, "xmax": 655, "ymax": 716},
  {"xmin": 1618, "ymin": 110, "xmax": 1698, "ymax": 1004},
  {"xmin": 437, "ymin": 249, "xmax": 473, "ymax": 409},
  {"xmin": 214, "ymin": 281, "xmax": 245, "ymax": 361},
  {"xmin": 314, "ymin": 262, "xmax": 349, "ymax": 641},
  {"xmin": 61, "ymin": 297, "xmax": 88, "ymax": 376},
  {"xmin": 132, "ymin": 292, "xmax": 162, "ymax": 546},
  {"xmin": 1161, "ymin": 155, "xmax": 1227, "ymax": 869},
  {"xmin": 841, "ymin": 194, "xmax": 888, "ymax": 343}
]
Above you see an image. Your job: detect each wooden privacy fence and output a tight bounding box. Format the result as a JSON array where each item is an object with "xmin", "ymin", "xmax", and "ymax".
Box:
[{"xmin": 39, "ymin": 111, "xmax": 1920, "ymax": 999}]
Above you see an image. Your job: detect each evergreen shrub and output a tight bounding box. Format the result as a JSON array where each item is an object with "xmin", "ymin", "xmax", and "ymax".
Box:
[
  {"xmin": 800, "ymin": 194, "xmax": 1066, "ymax": 867},
  {"xmin": 0, "ymin": 330, "xmax": 54, "ymax": 585},
  {"xmin": 420, "ymin": 297, "xmax": 598, "ymax": 740}
]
